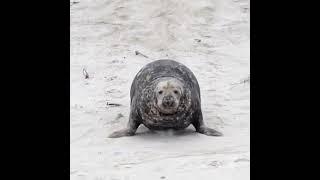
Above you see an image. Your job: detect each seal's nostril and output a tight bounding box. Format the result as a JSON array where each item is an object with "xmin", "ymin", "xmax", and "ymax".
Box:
[
  {"xmin": 163, "ymin": 101, "xmax": 169, "ymax": 107},
  {"xmin": 163, "ymin": 100, "xmax": 174, "ymax": 107}
]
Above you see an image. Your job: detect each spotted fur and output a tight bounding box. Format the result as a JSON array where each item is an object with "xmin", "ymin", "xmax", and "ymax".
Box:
[{"xmin": 108, "ymin": 59, "xmax": 222, "ymax": 138}]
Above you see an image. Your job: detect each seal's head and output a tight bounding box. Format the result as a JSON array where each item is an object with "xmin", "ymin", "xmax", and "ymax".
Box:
[{"xmin": 155, "ymin": 78, "xmax": 184, "ymax": 114}]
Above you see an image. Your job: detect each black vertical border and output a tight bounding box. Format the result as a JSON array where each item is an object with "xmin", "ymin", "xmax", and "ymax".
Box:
[{"xmin": 2, "ymin": 1, "xmax": 70, "ymax": 179}]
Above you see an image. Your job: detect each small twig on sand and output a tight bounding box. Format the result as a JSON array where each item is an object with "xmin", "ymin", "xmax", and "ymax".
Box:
[
  {"xmin": 83, "ymin": 68, "xmax": 89, "ymax": 79},
  {"xmin": 135, "ymin": 50, "xmax": 149, "ymax": 58},
  {"xmin": 70, "ymin": 1, "xmax": 79, "ymax": 6},
  {"xmin": 106, "ymin": 102, "xmax": 122, "ymax": 107},
  {"xmin": 231, "ymin": 76, "xmax": 250, "ymax": 86}
]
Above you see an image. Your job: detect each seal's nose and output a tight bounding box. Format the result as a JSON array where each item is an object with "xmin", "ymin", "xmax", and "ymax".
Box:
[{"xmin": 162, "ymin": 96, "xmax": 175, "ymax": 107}]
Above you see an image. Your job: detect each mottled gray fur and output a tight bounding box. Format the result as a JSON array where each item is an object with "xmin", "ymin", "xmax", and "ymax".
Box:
[{"xmin": 109, "ymin": 59, "xmax": 222, "ymax": 138}]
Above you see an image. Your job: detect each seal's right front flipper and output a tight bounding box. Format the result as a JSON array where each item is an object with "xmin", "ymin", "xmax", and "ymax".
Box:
[
  {"xmin": 108, "ymin": 112, "xmax": 141, "ymax": 138},
  {"xmin": 108, "ymin": 129, "xmax": 135, "ymax": 138}
]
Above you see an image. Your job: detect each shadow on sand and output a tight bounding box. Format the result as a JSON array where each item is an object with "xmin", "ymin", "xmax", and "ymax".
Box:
[{"xmin": 133, "ymin": 126, "xmax": 198, "ymax": 139}]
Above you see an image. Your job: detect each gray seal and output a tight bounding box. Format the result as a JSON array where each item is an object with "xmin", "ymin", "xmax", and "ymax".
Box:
[{"xmin": 109, "ymin": 59, "xmax": 222, "ymax": 138}]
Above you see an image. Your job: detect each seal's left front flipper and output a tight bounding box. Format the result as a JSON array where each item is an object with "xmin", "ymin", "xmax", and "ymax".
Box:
[{"xmin": 192, "ymin": 111, "xmax": 222, "ymax": 136}]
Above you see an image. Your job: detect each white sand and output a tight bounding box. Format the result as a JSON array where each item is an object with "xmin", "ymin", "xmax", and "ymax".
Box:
[{"xmin": 70, "ymin": 0, "xmax": 250, "ymax": 179}]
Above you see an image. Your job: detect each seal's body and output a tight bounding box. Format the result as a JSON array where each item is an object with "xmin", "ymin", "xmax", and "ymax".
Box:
[{"xmin": 109, "ymin": 60, "xmax": 222, "ymax": 138}]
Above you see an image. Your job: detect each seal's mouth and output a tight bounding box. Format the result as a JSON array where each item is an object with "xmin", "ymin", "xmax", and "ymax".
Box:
[
  {"xmin": 159, "ymin": 110, "xmax": 177, "ymax": 116},
  {"xmin": 158, "ymin": 104, "xmax": 179, "ymax": 115}
]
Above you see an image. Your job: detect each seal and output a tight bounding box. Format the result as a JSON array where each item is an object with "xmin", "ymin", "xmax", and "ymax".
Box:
[{"xmin": 108, "ymin": 59, "xmax": 222, "ymax": 138}]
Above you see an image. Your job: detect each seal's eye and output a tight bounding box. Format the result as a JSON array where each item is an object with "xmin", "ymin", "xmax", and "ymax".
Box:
[
  {"xmin": 173, "ymin": 90, "xmax": 179, "ymax": 94},
  {"xmin": 158, "ymin": 90, "xmax": 163, "ymax": 95}
]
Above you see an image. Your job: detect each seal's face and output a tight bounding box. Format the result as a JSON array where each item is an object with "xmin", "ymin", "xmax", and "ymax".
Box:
[{"xmin": 155, "ymin": 79, "xmax": 184, "ymax": 114}]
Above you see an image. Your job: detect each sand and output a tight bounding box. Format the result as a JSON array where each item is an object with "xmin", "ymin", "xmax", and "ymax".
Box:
[{"xmin": 70, "ymin": 0, "xmax": 250, "ymax": 179}]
